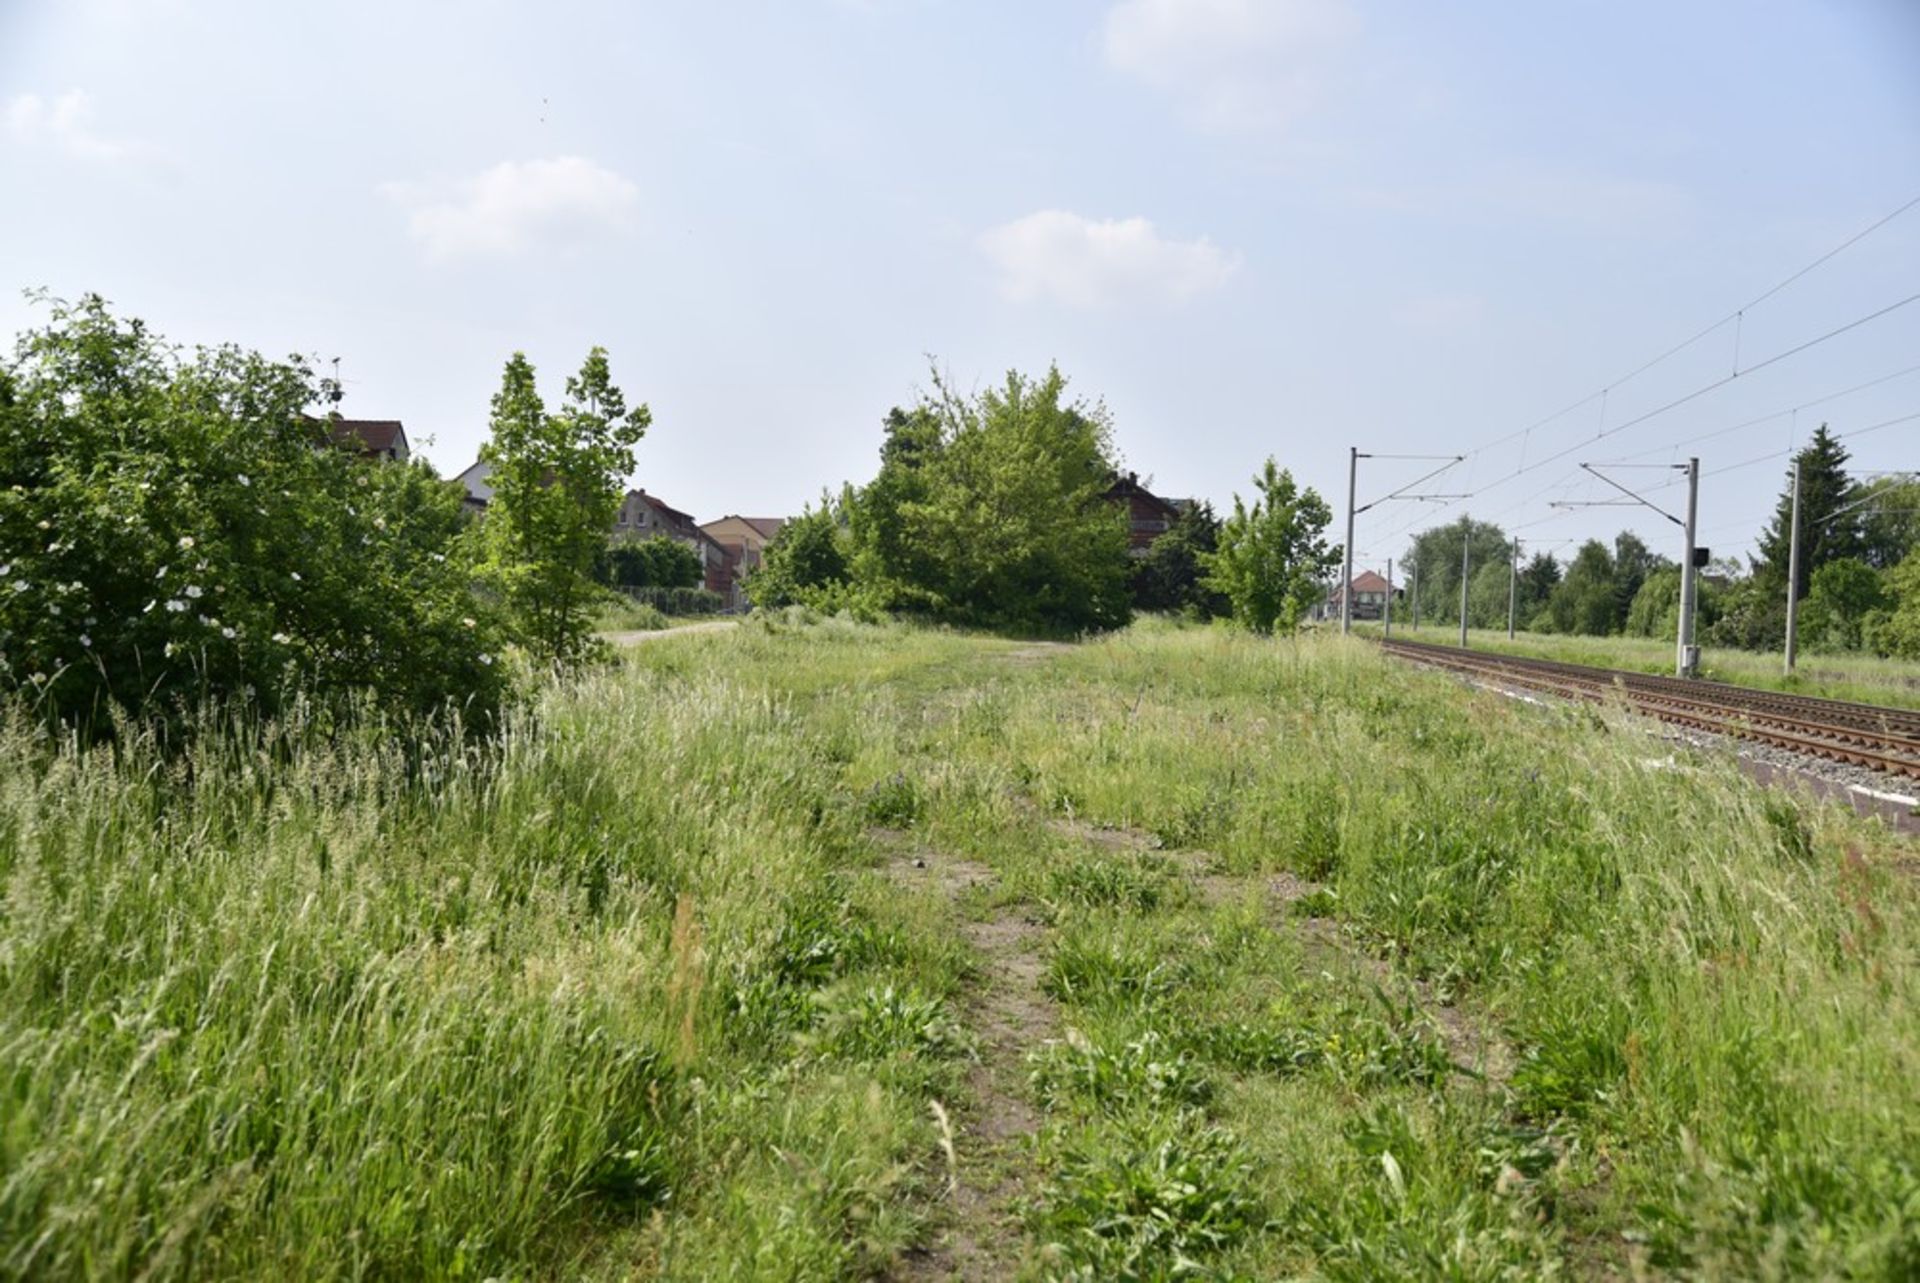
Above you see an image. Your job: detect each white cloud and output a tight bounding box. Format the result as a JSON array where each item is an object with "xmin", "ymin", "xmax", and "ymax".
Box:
[
  {"xmin": 5, "ymin": 90, "xmax": 134, "ymax": 160},
  {"xmin": 386, "ymin": 156, "xmax": 640, "ymax": 262},
  {"xmin": 1102, "ymin": 0, "xmax": 1356, "ymax": 130},
  {"xmin": 979, "ymin": 210, "xmax": 1240, "ymax": 308}
]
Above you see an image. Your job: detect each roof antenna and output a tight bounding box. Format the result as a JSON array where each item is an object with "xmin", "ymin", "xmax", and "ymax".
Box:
[{"xmin": 329, "ymin": 356, "xmax": 344, "ymax": 408}]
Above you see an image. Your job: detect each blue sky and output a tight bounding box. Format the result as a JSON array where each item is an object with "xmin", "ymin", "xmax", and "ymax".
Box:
[{"xmin": 4, "ymin": 0, "xmax": 1917, "ymax": 574}]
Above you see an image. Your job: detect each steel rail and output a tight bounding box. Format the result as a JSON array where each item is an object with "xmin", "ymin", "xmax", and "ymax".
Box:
[{"xmin": 1379, "ymin": 639, "xmax": 1920, "ymax": 783}]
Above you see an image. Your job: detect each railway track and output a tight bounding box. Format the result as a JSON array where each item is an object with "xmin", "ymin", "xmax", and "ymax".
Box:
[{"xmin": 1379, "ymin": 638, "xmax": 1920, "ymax": 785}]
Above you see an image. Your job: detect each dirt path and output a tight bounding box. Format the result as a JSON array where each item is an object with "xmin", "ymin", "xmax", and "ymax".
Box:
[
  {"xmin": 600, "ymin": 619, "xmax": 740, "ymax": 646},
  {"xmin": 881, "ymin": 837, "xmax": 1056, "ymax": 1281}
]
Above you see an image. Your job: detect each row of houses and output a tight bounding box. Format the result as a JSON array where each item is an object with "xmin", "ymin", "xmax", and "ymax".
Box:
[
  {"xmin": 326, "ymin": 418, "xmax": 782, "ymax": 607},
  {"xmin": 331, "ymin": 419, "xmax": 1194, "ymax": 607}
]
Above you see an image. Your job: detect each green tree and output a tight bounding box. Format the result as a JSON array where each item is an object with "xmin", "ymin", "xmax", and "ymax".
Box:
[
  {"xmin": 749, "ymin": 500, "xmax": 850, "ymax": 608},
  {"xmin": 1401, "ymin": 517, "xmax": 1512, "ymax": 625},
  {"xmin": 1865, "ymin": 553, "xmax": 1920, "ymax": 658},
  {"xmin": 479, "ymin": 348, "xmax": 648, "ymax": 665},
  {"xmin": 1755, "ymin": 425, "xmax": 1862, "ymax": 598},
  {"xmin": 1131, "ymin": 501, "xmax": 1227, "ymax": 617},
  {"xmin": 1858, "ymin": 474, "xmax": 1920, "ymax": 570},
  {"xmin": 1797, "ymin": 557, "xmax": 1889, "ymax": 651},
  {"xmin": 846, "ymin": 367, "xmax": 1131, "ymax": 634},
  {"xmin": 1517, "ymin": 551, "xmax": 1561, "ymax": 626},
  {"xmin": 1203, "ymin": 459, "xmax": 1338, "ymax": 634},
  {"xmin": 1543, "ymin": 540, "xmax": 1619, "ymax": 635},
  {"xmin": 0, "ymin": 293, "xmax": 510, "ymax": 732},
  {"xmin": 598, "ymin": 535, "xmax": 700, "ymax": 589}
]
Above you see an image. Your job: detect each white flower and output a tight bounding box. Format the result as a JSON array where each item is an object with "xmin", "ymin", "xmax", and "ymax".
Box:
[
  {"xmin": 11, "ymin": 581, "xmax": 27, "ymax": 594},
  {"xmin": 78, "ymin": 634, "xmax": 91, "ymax": 648},
  {"xmin": 164, "ymin": 641, "xmax": 177, "ymax": 657},
  {"xmin": 47, "ymin": 604, "xmax": 60, "ymax": 616},
  {"xmin": 184, "ymin": 585, "xmax": 204, "ymax": 599},
  {"xmin": 46, "ymin": 542, "xmax": 58, "ymax": 553},
  {"xmin": 36, "ymin": 520, "xmax": 50, "ymax": 530},
  {"xmin": 0, "ymin": 564, "xmax": 10, "ymax": 576},
  {"xmin": 237, "ymin": 474, "xmax": 251, "ymax": 487},
  {"xmin": 157, "ymin": 565, "xmax": 168, "ymax": 578},
  {"xmin": 144, "ymin": 599, "xmax": 157, "ymax": 613},
  {"xmin": 221, "ymin": 626, "xmax": 236, "ymax": 640},
  {"xmin": 29, "ymin": 672, "xmax": 46, "ymax": 685},
  {"xmin": 374, "ymin": 516, "xmax": 387, "ymax": 531},
  {"xmin": 199, "ymin": 615, "xmax": 213, "ymax": 626},
  {"xmin": 178, "ymin": 536, "xmax": 195, "ymax": 549},
  {"xmin": 291, "ymin": 571, "xmax": 303, "ymax": 582},
  {"xmin": 462, "ymin": 616, "xmax": 476, "ymax": 629},
  {"xmin": 430, "ymin": 552, "xmax": 446, "ymax": 563},
  {"xmin": 166, "ymin": 599, "xmax": 186, "ymax": 613},
  {"xmin": 479, "ymin": 653, "xmax": 493, "ymax": 666},
  {"xmin": 271, "ymin": 632, "xmax": 291, "ymax": 645}
]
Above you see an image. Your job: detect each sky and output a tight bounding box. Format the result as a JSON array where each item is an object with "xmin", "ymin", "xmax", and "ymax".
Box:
[{"xmin": 3, "ymin": 0, "xmax": 1918, "ymax": 575}]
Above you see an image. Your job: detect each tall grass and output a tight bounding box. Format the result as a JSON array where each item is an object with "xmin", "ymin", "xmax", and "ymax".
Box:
[{"xmin": 4, "ymin": 617, "xmax": 1914, "ymax": 1278}]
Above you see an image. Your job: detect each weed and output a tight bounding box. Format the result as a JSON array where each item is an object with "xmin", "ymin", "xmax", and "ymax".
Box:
[{"xmin": 1029, "ymin": 1028, "xmax": 1213, "ymax": 1114}]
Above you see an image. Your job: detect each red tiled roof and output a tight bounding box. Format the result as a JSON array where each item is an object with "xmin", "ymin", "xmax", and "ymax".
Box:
[{"xmin": 1350, "ymin": 570, "xmax": 1391, "ymax": 594}]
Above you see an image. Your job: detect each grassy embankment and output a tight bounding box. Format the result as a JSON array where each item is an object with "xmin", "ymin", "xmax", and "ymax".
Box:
[
  {"xmin": 1360, "ymin": 617, "xmax": 1920, "ymax": 711},
  {"xmin": 2, "ymin": 619, "xmax": 1914, "ymax": 1279}
]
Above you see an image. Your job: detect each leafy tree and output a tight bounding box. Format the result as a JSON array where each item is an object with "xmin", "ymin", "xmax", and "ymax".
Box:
[
  {"xmin": 1755, "ymin": 425, "xmax": 1863, "ymax": 597},
  {"xmin": 1797, "ymin": 557, "xmax": 1889, "ymax": 651},
  {"xmin": 1858, "ymin": 474, "xmax": 1920, "ymax": 570},
  {"xmin": 1401, "ymin": 517, "xmax": 1512, "ymax": 626},
  {"xmin": 1611, "ymin": 531, "xmax": 1666, "ymax": 627},
  {"xmin": 1865, "ymin": 553, "xmax": 1920, "ymax": 658},
  {"xmin": 1203, "ymin": 459, "xmax": 1338, "ymax": 634},
  {"xmin": 749, "ymin": 500, "xmax": 850, "ymax": 608},
  {"xmin": 846, "ymin": 367, "xmax": 1131, "ymax": 634},
  {"xmin": 1131, "ymin": 501, "xmax": 1227, "ymax": 617},
  {"xmin": 478, "ymin": 348, "xmax": 648, "ymax": 665},
  {"xmin": 1517, "ymin": 552, "xmax": 1561, "ymax": 625},
  {"xmin": 1542, "ymin": 540, "xmax": 1618, "ymax": 635},
  {"xmin": 0, "ymin": 293, "xmax": 510, "ymax": 732},
  {"xmin": 598, "ymin": 535, "xmax": 700, "ymax": 589}
]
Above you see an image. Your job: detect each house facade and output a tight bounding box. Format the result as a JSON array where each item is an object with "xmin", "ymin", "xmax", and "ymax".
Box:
[
  {"xmin": 615, "ymin": 489, "xmax": 734, "ymax": 594},
  {"xmin": 1104, "ymin": 472, "xmax": 1184, "ymax": 555},
  {"xmin": 700, "ymin": 515, "xmax": 787, "ymax": 608},
  {"xmin": 1316, "ymin": 570, "xmax": 1396, "ymax": 621}
]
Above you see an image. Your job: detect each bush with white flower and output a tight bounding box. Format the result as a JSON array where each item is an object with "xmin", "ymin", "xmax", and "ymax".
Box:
[{"xmin": 0, "ymin": 293, "xmax": 512, "ymax": 733}]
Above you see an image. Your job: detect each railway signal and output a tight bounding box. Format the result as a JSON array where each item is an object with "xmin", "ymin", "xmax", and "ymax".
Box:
[{"xmin": 1552, "ymin": 458, "xmax": 1702, "ymax": 678}]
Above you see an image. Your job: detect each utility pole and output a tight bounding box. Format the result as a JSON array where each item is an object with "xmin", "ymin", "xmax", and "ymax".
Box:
[
  {"xmin": 1552, "ymin": 459, "xmax": 1703, "ymax": 679},
  {"xmin": 1677, "ymin": 457, "xmax": 1700, "ymax": 678},
  {"xmin": 1459, "ymin": 524, "xmax": 1471, "ymax": 648},
  {"xmin": 1341, "ymin": 447, "xmax": 1358, "ymax": 635},
  {"xmin": 1411, "ymin": 562, "xmax": 1420, "ymax": 631},
  {"xmin": 1384, "ymin": 558, "xmax": 1394, "ymax": 639},
  {"xmin": 1506, "ymin": 538, "xmax": 1519, "ymax": 640},
  {"xmin": 1339, "ymin": 449, "xmax": 1465, "ymax": 637},
  {"xmin": 1784, "ymin": 459, "xmax": 1802, "ymax": 675}
]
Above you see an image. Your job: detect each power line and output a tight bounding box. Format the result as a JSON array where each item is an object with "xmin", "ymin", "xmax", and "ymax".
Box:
[{"xmin": 1394, "ymin": 192, "xmax": 1920, "ymax": 473}]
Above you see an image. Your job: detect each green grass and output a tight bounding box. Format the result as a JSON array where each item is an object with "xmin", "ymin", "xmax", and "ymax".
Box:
[
  {"xmin": 1361, "ymin": 618, "xmax": 1920, "ymax": 710},
  {"xmin": 2, "ymin": 616, "xmax": 1915, "ymax": 1279}
]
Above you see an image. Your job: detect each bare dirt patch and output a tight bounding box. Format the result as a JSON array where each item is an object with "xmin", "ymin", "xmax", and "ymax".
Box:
[{"xmin": 878, "ymin": 833, "xmax": 1055, "ymax": 1281}]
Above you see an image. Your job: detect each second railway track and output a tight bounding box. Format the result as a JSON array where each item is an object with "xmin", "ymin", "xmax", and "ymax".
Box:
[{"xmin": 1379, "ymin": 638, "xmax": 1920, "ymax": 785}]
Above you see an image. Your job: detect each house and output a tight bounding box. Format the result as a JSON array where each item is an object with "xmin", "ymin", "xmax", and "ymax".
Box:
[
  {"xmin": 615, "ymin": 489, "xmax": 734, "ymax": 594},
  {"xmin": 454, "ymin": 459, "xmax": 494, "ymax": 512},
  {"xmin": 327, "ymin": 419, "xmax": 411, "ymax": 463},
  {"xmin": 1316, "ymin": 570, "xmax": 1396, "ymax": 622},
  {"xmin": 699, "ymin": 515, "xmax": 787, "ymax": 607},
  {"xmin": 1104, "ymin": 472, "xmax": 1184, "ymax": 555}
]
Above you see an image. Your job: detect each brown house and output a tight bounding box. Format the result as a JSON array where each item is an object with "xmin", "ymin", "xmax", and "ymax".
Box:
[
  {"xmin": 615, "ymin": 489, "xmax": 733, "ymax": 594},
  {"xmin": 326, "ymin": 419, "xmax": 411, "ymax": 463},
  {"xmin": 1318, "ymin": 570, "xmax": 1396, "ymax": 621},
  {"xmin": 1104, "ymin": 472, "xmax": 1183, "ymax": 555},
  {"xmin": 699, "ymin": 515, "xmax": 788, "ymax": 607}
]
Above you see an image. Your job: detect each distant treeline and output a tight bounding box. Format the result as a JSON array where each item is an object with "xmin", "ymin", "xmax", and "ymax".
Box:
[{"xmin": 1400, "ymin": 428, "xmax": 1920, "ymax": 657}]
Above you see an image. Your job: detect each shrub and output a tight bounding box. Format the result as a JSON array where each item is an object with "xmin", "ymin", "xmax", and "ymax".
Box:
[{"xmin": 0, "ymin": 294, "xmax": 511, "ymax": 733}]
